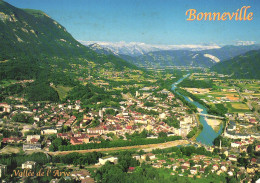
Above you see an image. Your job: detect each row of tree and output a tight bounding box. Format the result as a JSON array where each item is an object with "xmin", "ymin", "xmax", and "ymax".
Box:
[
  {"xmin": 172, "ymin": 91, "xmax": 197, "ymax": 113},
  {"xmin": 178, "ymin": 78, "xmax": 215, "ymax": 88},
  {"xmin": 57, "ymin": 136, "xmax": 182, "ymax": 152},
  {"xmin": 152, "ymin": 145, "xmax": 213, "ymax": 157},
  {"xmin": 186, "ymin": 127, "xmax": 198, "ymax": 139}
]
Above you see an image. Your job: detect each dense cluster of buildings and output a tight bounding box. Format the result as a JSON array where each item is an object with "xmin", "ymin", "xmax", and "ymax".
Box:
[{"xmin": 0, "ymin": 87, "xmax": 198, "ymax": 152}]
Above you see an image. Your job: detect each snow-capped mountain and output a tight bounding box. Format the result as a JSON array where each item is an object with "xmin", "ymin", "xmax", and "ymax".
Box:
[
  {"xmin": 87, "ymin": 43, "xmax": 117, "ymax": 55},
  {"xmin": 81, "ymin": 40, "xmax": 260, "ymax": 68},
  {"xmin": 80, "ymin": 40, "xmax": 220, "ymax": 56}
]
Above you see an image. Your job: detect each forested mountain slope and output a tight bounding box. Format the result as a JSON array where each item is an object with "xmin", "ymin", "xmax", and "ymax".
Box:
[{"xmin": 211, "ymin": 50, "xmax": 260, "ymax": 79}]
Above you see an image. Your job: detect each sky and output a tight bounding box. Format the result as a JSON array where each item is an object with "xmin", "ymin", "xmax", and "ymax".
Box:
[{"xmin": 5, "ymin": 0, "xmax": 260, "ymax": 46}]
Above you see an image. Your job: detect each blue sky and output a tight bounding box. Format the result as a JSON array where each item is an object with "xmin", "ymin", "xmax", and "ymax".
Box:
[{"xmin": 5, "ymin": 0, "xmax": 260, "ymax": 45}]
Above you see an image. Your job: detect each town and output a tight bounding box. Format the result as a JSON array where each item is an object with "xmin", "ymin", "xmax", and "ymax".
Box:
[{"xmin": 0, "ymin": 69, "xmax": 259, "ymax": 183}]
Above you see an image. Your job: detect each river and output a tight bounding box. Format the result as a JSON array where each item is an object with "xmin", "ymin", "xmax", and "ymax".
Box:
[{"xmin": 171, "ymin": 74, "xmax": 223, "ymax": 146}]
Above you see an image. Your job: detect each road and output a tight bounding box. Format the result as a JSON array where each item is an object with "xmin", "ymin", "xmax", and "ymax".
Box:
[{"xmin": 236, "ymin": 87, "xmax": 260, "ymax": 120}]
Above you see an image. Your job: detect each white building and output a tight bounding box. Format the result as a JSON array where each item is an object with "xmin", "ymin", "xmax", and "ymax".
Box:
[
  {"xmin": 141, "ymin": 153, "xmax": 156, "ymax": 160},
  {"xmin": 22, "ymin": 161, "xmax": 36, "ymax": 169},
  {"xmin": 0, "ymin": 103, "xmax": 11, "ymax": 113},
  {"xmin": 26, "ymin": 135, "xmax": 41, "ymax": 143},
  {"xmin": 231, "ymin": 142, "xmax": 240, "ymax": 148},
  {"xmin": 41, "ymin": 128, "xmax": 57, "ymax": 135},
  {"xmin": 0, "ymin": 164, "xmax": 7, "ymax": 178},
  {"xmin": 159, "ymin": 113, "xmax": 166, "ymax": 119},
  {"xmin": 97, "ymin": 156, "xmax": 118, "ymax": 165}
]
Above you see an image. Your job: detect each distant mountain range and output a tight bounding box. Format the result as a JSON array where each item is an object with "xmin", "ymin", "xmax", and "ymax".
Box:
[
  {"xmin": 85, "ymin": 41, "xmax": 260, "ymax": 79},
  {"xmin": 81, "ymin": 41, "xmax": 221, "ymax": 56},
  {"xmin": 211, "ymin": 50, "xmax": 260, "ymax": 79},
  {"xmin": 84, "ymin": 41, "xmax": 260, "ymax": 68}
]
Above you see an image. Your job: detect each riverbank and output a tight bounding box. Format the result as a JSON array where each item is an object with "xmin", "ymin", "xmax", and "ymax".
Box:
[
  {"xmin": 204, "ymin": 117, "xmax": 222, "ymax": 132},
  {"xmin": 191, "ymin": 114, "xmax": 203, "ymax": 141}
]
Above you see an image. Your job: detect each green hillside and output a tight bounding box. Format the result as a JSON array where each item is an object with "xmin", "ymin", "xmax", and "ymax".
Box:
[
  {"xmin": 211, "ymin": 50, "xmax": 260, "ymax": 79},
  {"xmin": 0, "ymin": 1, "xmax": 141, "ymax": 102},
  {"xmin": 0, "ymin": 1, "xmax": 137, "ymax": 81}
]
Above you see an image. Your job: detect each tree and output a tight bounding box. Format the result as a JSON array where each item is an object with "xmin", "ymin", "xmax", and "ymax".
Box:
[
  {"xmin": 163, "ymin": 116, "xmax": 180, "ymax": 128},
  {"xmin": 241, "ymin": 152, "xmax": 246, "ymax": 157},
  {"xmin": 205, "ymin": 165, "xmax": 212, "ymax": 174},
  {"xmin": 213, "ymin": 135, "xmax": 230, "ymax": 147},
  {"xmin": 237, "ymin": 157, "xmax": 249, "ymax": 167},
  {"xmin": 89, "ymin": 117, "xmax": 100, "ymax": 128},
  {"xmin": 145, "ymin": 156, "xmax": 150, "ymax": 161},
  {"xmin": 49, "ymin": 145, "xmax": 54, "ymax": 152},
  {"xmin": 189, "ymin": 160, "xmax": 195, "ymax": 167},
  {"xmin": 198, "ymin": 160, "xmax": 204, "ymax": 167},
  {"xmin": 140, "ymin": 129, "xmax": 148, "ymax": 138},
  {"xmin": 144, "ymin": 102, "xmax": 155, "ymax": 107},
  {"xmin": 26, "ymin": 82, "xmax": 59, "ymax": 102},
  {"xmin": 187, "ymin": 127, "xmax": 197, "ymax": 139},
  {"xmin": 228, "ymin": 177, "xmax": 238, "ymax": 183},
  {"xmin": 12, "ymin": 113, "xmax": 34, "ymax": 124},
  {"xmin": 51, "ymin": 138, "xmax": 68, "ymax": 151},
  {"xmin": 107, "ymin": 133, "xmax": 115, "ymax": 138},
  {"xmin": 105, "ymin": 109, "xmax": 117, "ymax": 116},
  {"xmin": 220, "ymin": 153, "xmax": 226, "ymax": 159},
  {"xmin": 213, "ymin": 148, "xmax": 220, "ymax": 154},
  {"xmin": 247, "ymin": 144, "xmax": 254, "ymax": 155},
  {"xmin": 158, "ymin": 132, "xmax": 167, "ymax": 138}
]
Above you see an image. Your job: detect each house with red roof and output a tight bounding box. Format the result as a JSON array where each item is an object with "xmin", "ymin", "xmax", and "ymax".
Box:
[
  {"xmin": 70, "ymin": 136, "xmax": 90, "ymax": 145},
  {"xmin": 2, "ymin": 137, "xmax": 23, "ymax": 144},
  {"xmin": 212, "ymin": 164, "xmax": 219, "ymax": 172},
  {"xmin": 228, "ymin": 155, "xmax": 237, "ymax": 162},
  {"xmin": 199, "ymin": 168, "xmax": 205, "ymax": 174},
  {"xmin": 249, "ymin": 118, "xmax": 257, "ymax": 124},
  {"xmin": 29, "ymin": 138, "xmax": 39, "ymax": 144},
  {"xmin": 181, "ymin": 166, "xmax": 188, "ymax": 172},
  {"xmin": 251, "ymin": 158, "xmax": 257, "ymax": 164},
  {"xmin": 126, "ymin": 126, "xmax": 132, "ymax": 130},
  {"xmin": 128, "ymin": 167, "xmax": 135, "ymax": 173},
  {"xmin": 57, "ymin": 133, "xmax": 73, "ymax": 140},
  {"xmin": 255, "ymin": 145, "xmax": 260, "ymax": 151}
]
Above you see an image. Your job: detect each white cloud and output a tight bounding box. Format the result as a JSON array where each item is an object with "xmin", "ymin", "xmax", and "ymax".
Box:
[{"xmin": 235, "ymin": 41, "xmax": 256, "ymax": 46}]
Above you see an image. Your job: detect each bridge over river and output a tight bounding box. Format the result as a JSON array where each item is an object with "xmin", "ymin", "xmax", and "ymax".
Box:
[{"xmin": 198, "ymin": 113, "xmax": 225, "ymax": 119}]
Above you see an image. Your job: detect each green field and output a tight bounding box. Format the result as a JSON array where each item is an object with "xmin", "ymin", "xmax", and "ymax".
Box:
[
  {"xmin": 226, "ymin": 102, "xmax": 250, "ymax": 113},
  {"xmin": 53, "ymin": 85, "xmax": 72, "ymax": 100},
  {"xmin": 0, "ymin": 80, "xmax": 17, "ymax": 87}
]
